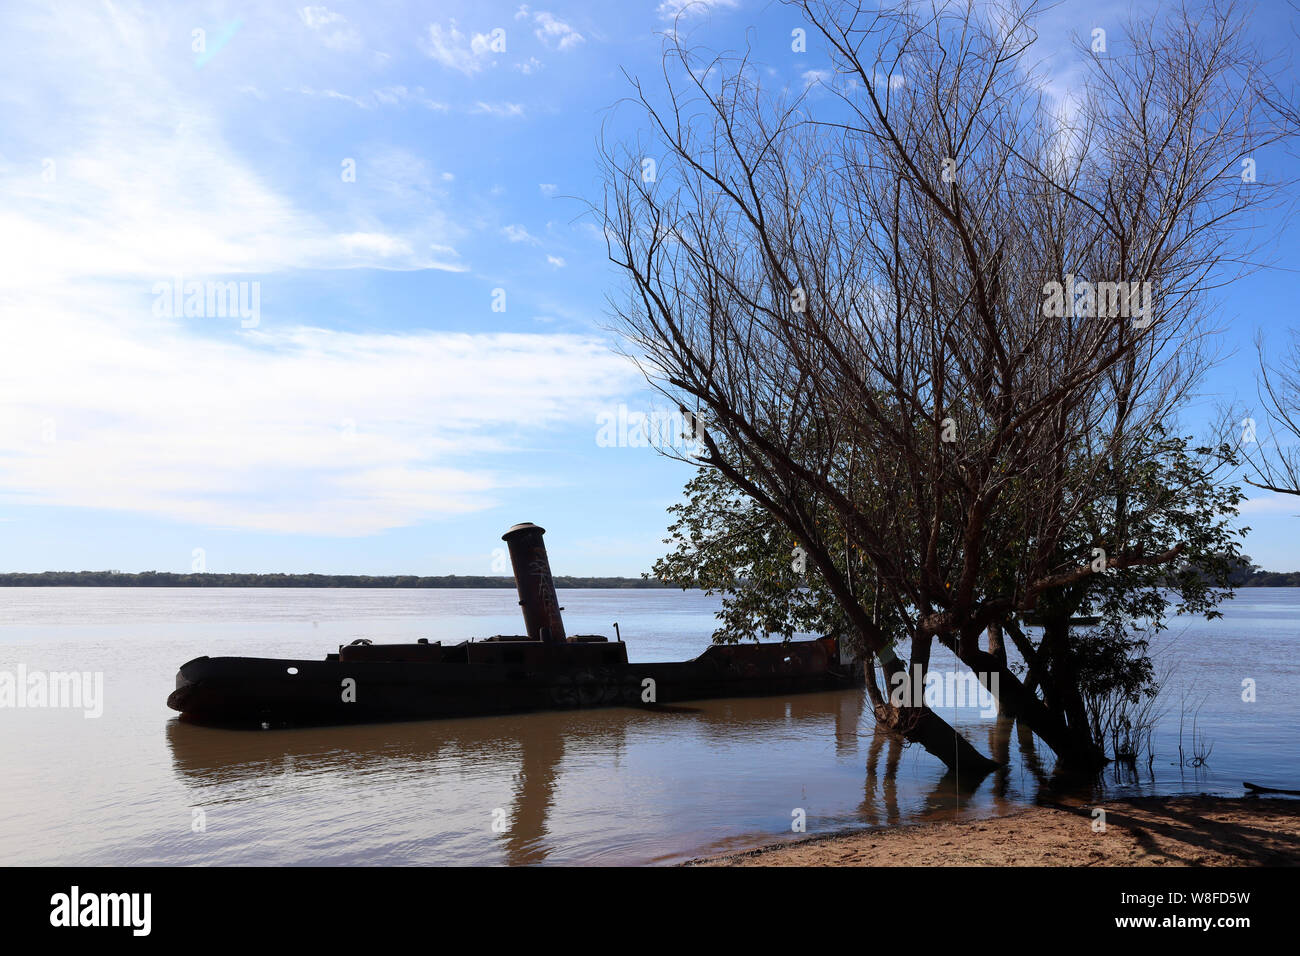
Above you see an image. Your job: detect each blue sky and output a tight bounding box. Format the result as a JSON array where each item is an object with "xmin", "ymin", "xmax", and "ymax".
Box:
[{"xmin": 0, "ymin": 0, "xmax": 1297, "ymax": 577}]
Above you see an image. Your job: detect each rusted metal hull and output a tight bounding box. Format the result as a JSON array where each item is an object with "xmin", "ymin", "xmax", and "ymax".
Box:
[{"xmin": 167, "ymin": 637, "xmax": 863, "ymax": 727}]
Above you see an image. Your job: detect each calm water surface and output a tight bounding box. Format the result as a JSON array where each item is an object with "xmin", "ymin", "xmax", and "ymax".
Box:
[{"xmin": 0, "ymin": 587, "xmax": 1295, "ymax": 865}]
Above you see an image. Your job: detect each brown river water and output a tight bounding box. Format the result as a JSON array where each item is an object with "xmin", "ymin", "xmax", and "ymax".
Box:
[{"xmin": 0, "ymin": 587, "xmax": 1295, "ymax": 865}]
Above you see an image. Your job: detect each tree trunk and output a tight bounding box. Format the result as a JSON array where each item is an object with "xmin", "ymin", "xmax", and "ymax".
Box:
[
  {"xmin": 873, "ymin": 648, "xmax": 999, "ymax": 774},
  {"xmin": 1040, "ymin": 618, "xmax": 1108, "ymax": 770},
  {"xmin": 949, "ymin": 631, "xmax": 1107, "ymax": 773}
]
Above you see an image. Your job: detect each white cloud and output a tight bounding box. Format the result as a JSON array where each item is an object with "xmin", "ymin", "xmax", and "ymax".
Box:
[
  {"xmin": 657, "ymin": 0, "xmax": 740, "ymax": 20},
  {"xmin": 297, "ymin": 84, "xmax": 370, "ymax": 108},
  {"xmin": 539, "ymin": 183, "xmax": 557, "ymax": 195},
  {"xmin": 422, "ymin": 21, "xmax": 495, "ymax": 75},
  {"xmin": 546, "ymin": 255, "xmax": 566, "ymax": 268},
  {"xmin": 502, "ymin": 224, "xmax": 539, "ymax": 244},
  {"xmin": 299, "ymin": 6, "xmax": 344, "ymax": 29},
  {"xmin": 0, "ymin": 117, "xmax": 466, "ymax": 281},
  {"xmin": 337, "ymin": 232, "xmax": 416, "ymax": 258},
  {"xmin": 514, "ymin": 56, "xmax": 544, "ymax": 75},
  {"xmin": 0, "ymin": 302, "xmax": 637, "ymax": 534},
  {"xmin": 371, "ymin": 85, "xmax": 449, "ymax": 110},
  {"xmin": 298, "ymin": 6, "xmax": 361, "ymax": 50},
  {"xmin": 0, "ymin": 4, "xmax": 465, "ymax": 285},
  {"xmin": 472, "ymin": 101, "xmax": 525, "ymax": 117},
  {"xmin": 531, "ymin": 11, "xmax": 585, "ymax": 51}
]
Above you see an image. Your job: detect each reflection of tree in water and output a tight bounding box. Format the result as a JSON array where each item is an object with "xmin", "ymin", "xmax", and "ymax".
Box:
[
  {"xmin": 861, "ymin": 728, "xmax": 902, "ymax": 827},
  {"xmin": 1016, "ymin": 718, "xmax": 1050, "ymax": 790},
  {"xmin": 856, "ymin": 714, "xmax": 1057, "ymax": 836},
  {"xmin": 987, "ymin": 717, "xmax": 1014, "ymax": 802}
]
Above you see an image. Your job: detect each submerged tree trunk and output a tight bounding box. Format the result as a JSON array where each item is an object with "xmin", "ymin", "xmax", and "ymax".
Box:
[
  {"xmin": 949, "ymin": 626, "xmax": 1107, "ymax": 773},
  {"xmin": 872, "ymin": 646, "xmax": 999, "ymax": 775},
  {"xmin": 1040, "ymin": 618, "xmax": 1108, "ymax": 771},
  {"xmin": 882, "ymin": 702, "xmax": 1001, "ymax": 776}
]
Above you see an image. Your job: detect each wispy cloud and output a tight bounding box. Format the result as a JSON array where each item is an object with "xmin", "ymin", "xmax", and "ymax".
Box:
[
  {"xmin": 502, "ymin": 224, "xmax": 539, "ymax": 244},
  {"xmin": 0, "ymin": 3, "xmax": 465, "ymax": 282},
  {"xmin": 296, "ymin": 84, "xmax": 449, "ymax": 111},
  {"xmin": 0, "ymin": 121, "xmax": 466, "ymax": 280},
  {"xmin": 0, "ymin": 304, "xmax": 637, "ymax": 534},
  {"xmin": 297, "ymin": 84, "xmax": 370, "ymax": 108},
  {"xmin": 472, "ymin": 100, "xmax": 525, "ymax": 117},
  {"xmin": 298, "ymin": 6, "xmax": 361, "ymax": 51},
  {"xmin": 515, "ymin": 6, "xmax": 585, "ymax": 51},
  {"xmin": 657, "ymin": 0, "xmax": 740, "ymax": 21},
  {"xmin": 421, "ymin": 20, "xmax": 497, "ymax": 75},
  {"xmin": 371, "ymin": 85, "xmax": 450, "ymax": 110}
]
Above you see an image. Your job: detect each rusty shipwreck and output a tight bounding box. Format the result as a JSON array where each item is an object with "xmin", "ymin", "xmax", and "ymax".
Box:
[{"xmin": 167, "ymin": 523, "xmax": 863, "ymax": 726}]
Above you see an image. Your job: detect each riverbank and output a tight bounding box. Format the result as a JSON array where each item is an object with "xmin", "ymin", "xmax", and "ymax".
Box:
[{"xmin": 687, "ymin": 796, "xmax": 1300, "ymax": 866}]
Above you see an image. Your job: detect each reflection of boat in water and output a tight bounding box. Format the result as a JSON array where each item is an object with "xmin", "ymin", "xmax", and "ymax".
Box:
[
  {"xmin": 165, "ymin": 688, "xmax": 873, "ymax": 865},
  {"xmin": 165, "ymin": 688, "xmax": 870, "ymax": 783},
  {"xmin": 168, "ymin": 523, "xmax": 863, "ymax": 728}
]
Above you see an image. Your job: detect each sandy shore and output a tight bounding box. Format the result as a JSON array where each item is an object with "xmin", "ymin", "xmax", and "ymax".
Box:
[{"xmin": 688, "ymin": 796, "xmax": 1300, "ymax": 866}]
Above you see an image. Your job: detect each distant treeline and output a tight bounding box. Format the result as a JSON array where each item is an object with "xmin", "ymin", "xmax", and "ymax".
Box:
[
  {"xmin": 0, "ymin": 571, "xmax": 669, "ymax": 589},
  {"xmin": 1238, "ymin": 571, "xmax": 1300, "ymax": 586},
  {"xmin": 2, "ymin": 559, "xmax": 1297, "ymax": 588},
  {"xmin": 1226, "ymin": 558, "xmax": 1300, "ymax": 588}
]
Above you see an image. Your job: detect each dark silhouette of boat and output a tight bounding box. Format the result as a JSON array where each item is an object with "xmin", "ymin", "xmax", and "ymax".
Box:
[{"xmin": 167, "ymin": 523, "xmax": 863, "ymax": 727}]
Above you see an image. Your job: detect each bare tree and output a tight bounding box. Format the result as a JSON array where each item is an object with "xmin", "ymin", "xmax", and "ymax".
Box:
[
  {"xmin": 1243, "ymin": 330, "xmax": 1300, "ymax": 495},
  {"xmin": 1233, "ymin": 0, "xmax": 1300, "ymax": 497},
  {"xmin": 599, "ymin": 0, "xmax": 1289, "ymax": 770}
]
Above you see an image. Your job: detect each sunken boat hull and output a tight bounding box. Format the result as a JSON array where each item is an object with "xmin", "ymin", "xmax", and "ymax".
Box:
[
  {"xmin": 166, "ymin": 522, "xmax": 863, "ymax": 728},
  {"xmin": 168, "ymin": 636, "xmax": 864, "ymax": 727}
]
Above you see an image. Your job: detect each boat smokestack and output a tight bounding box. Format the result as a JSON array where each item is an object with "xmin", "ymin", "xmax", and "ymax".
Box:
[{"xmin": 502, "ymin": 522, "xmax": 567, "ymax": 644}]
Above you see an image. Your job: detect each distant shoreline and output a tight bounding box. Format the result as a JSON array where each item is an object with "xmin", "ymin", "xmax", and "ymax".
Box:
[
  {"xmin": 1, "ymin": 571, "xmax": 1297, "ymax": 588},
  {"xmin": 0, "ymin": 572, "xmax": 669, "ymax": 588}
]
